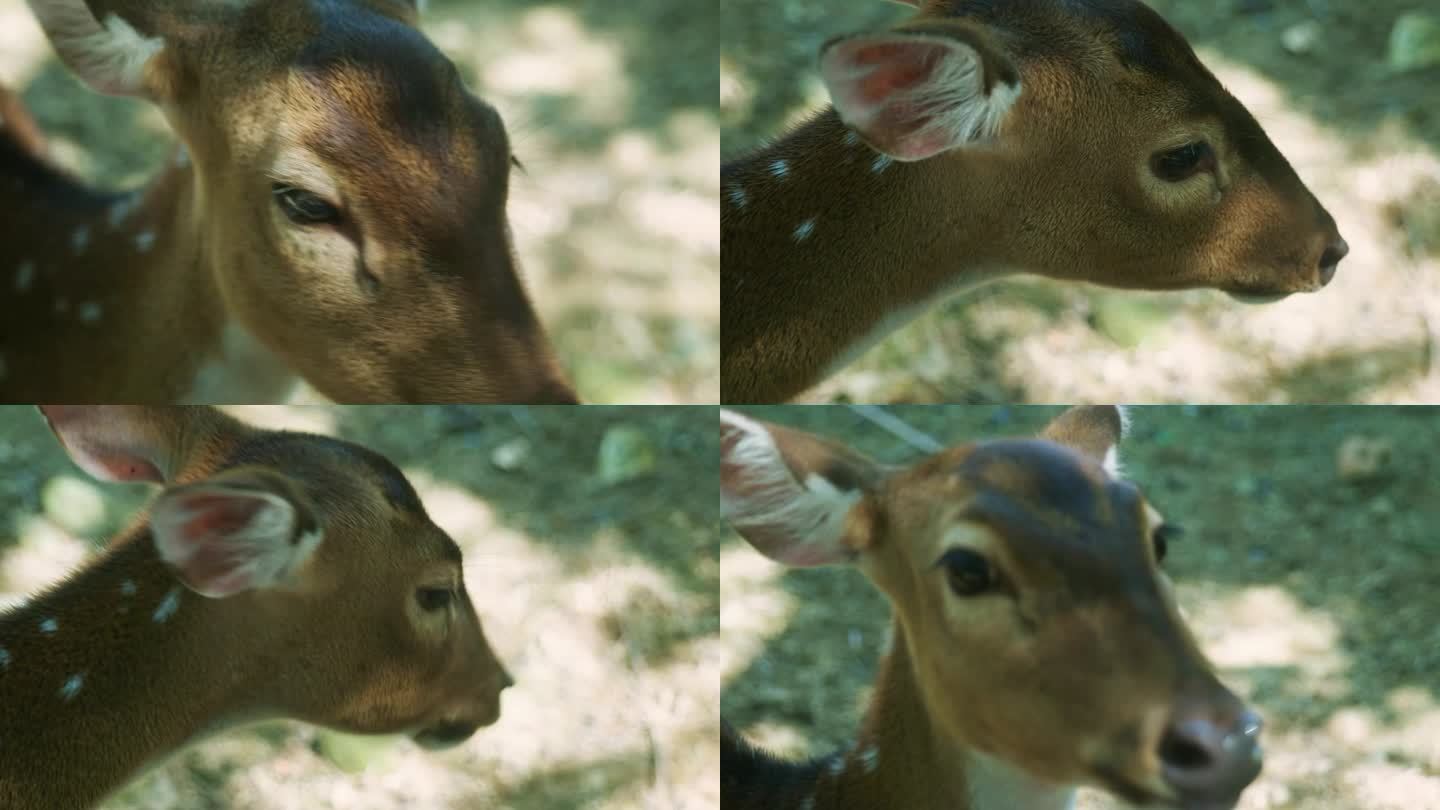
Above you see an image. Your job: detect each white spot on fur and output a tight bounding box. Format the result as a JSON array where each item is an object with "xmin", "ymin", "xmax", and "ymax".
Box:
[
  {"xmin": 58, "ymin": 673, "xmax": 85, "ymax": 702},
  {"xmin": 14, "ymin": 260, "xmax": 36, "ymax": 292},
  {"xmin": 720, "ymin": 410, "xmax": 863, "ymax": 564},
  {"xmin": 828, "ymin": 755, "xmax": 845, "ymax": 776},
  {"xmin": 134, "ymin": 230, "xmax": 156, "ymax": 252},
  {"xmin": 174, "ymin": 146, "xmax": 188, "ymax": 168},
  {"xmin": 78, "ymin": 301, "xmax": 103, "ymax": 324},
  {"xmin": 71, "ymin": 225, "xmax": 90, "ymax": 254},
  {"xmin": 39, "ymin": 617, "xmax": 58, "ymax": 634},
  {"xmin": 107, "ymin": 194, "xmax": 139, "ymax": 229},
  {"xmin": 871, "ymin": 154, "xmax": 893, "ymax": 174},
  {"xmin": 120, "ymin": 579, "xmax": 137, "ymax": 597},
  {"xmin": 843, "ymin": 130, "xmax": 860, "ymax": 147},
  {"xmin": 859, "ymin": 746, "xmax": 879, "ymax": 772},
  {"xmin": 1103, "ymin": 406, "xmax": 1130, "ymax": 478},
  {"xmin": 769, "ymin": 159, "xmax": 789, "ymax": 179},
  {"xmin": 0, "ymin": 646, "xmax": 10, "ymax": 669},
  {"xmin": 793, "ymin": 217, "xmax": 817, "ymax": 242},
  {"xmin": 152, "ymin": 586, "xmax": 181, "ymax": 623},
  {"xmin": 728, "ymin": 185, "xmax": 747, "ymax": 209}
]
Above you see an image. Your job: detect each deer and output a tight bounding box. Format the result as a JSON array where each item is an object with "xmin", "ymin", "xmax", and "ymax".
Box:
[
  {"xmin": 0, "ymin": 0, "xmax": 578, "ymax": 404},
  {"xmin": 720, "ymin": 0, "xmax": 1351, "ymax": 402},
  {"xmin": 719, "ymin": 405, "xmax": 1264, "ymax": 810},
  {"xmin": 0, "ymin": 405, "xmax": 514, "ymax": 809}
]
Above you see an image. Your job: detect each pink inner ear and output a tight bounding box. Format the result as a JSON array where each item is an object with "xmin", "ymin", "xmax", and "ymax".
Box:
[
  {"xmin": 92, "ymin": 451, "xmax": 164, "ymax": 483},
  {"xmin": 848, "ymin": 42, "xmax": 943, "ymax": 105},
  {"xmin": 175, "ymin": 494, "xmax": 265, "ymax": 543}
]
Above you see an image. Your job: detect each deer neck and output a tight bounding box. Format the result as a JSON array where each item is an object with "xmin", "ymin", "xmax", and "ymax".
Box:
[
  {"xmin": 0, "ymin": 132, "xmax": 299, "ymax": 401},
  {"xmin": 0, "ymin": 528, "xmax": 271, "ymax": 808},
  {"xmin": 720, "ymin": 109, "xmax": 1014, "ymax": 401},
  {"xmin": 813, "ymin": 623, "xmax": 1076, "ymax": 810}
]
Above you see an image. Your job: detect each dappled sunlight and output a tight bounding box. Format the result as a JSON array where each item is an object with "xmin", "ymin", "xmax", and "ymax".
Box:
[
  {"xmin": 0, "ymin": 406, "xmax": 717, "ymax": 809},
  {"xmin": 0, "ymin": 0, "xmax": 717, "ymax": 403},
  {"xmin": 727, "ymin": 0, "xmax": 1440, "ymax": 404},
  {"xmin": 1186, "ymin": 584, "xmax": 1351, "ymax": 697},
  {"xmin": 720, "ymin": 406, "xmax": 1440, "ymax": 810},
  {"xmin": 718, "ymin": 542, "xmax": 793, "ymax": 679}
]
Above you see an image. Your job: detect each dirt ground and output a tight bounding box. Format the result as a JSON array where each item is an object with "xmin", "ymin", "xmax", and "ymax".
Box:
[
  {"xmin": 0, "ymin": 0, "xmax": 719, "ymax": 404},
  {"xmin": 0, "ymin": 405, "xmax": 722, "ymax": 810},
  {"xmin": 722, "ymin": 0, "xmax": 1440, "ymax": 404},
  {"xmin": 721, "ymin": 406, "xmax": 1440, "ymax": 810}
]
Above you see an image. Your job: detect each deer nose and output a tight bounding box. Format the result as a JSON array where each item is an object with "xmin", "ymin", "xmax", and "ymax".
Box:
[
  {"xmin": 1159, "ymin": 708, "xmax": 1263, "ymax": 802},
  {"xmin": 1317, "ymin": 237, "xmax": 1348, "ymax": 287}
]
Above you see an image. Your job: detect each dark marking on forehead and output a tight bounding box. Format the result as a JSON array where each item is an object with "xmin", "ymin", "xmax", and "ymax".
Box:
[
  {"xmin": 227, "ymin": 432, "xmax": 427, "ymax": 517},
  {"xmin": 954, "ymin": 439, "xmax": 1144, "ymax": 562},
  {"xmin": 341, "ymin": 444, "xmax": 428, "ymax": 516},
  {"xmin": 948, "ymin": 0, "xmax": 1203, "ymax": 76},
  {"xmin": 288, "ymin": 0, "xmax": 509, "ymax": 243},
  {"xmin": 296, "ymin": 1, "xmax": 463, "ymax": 139}
]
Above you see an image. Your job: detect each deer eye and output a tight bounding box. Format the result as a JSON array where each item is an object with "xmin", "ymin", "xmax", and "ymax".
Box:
[
  {"xmin": 1153, "ymin": 524, "xmax": 1184, "ymax": 562},
  {"xmin": 415, "ymin": 586, "xmax": 454, "ymax": 612},
  {"xmin": 272, "ymin": 184, "xmax": 341, "ymax": 225},
  {"xmin": 1151, "ymin": 141, "xmax": 1215, "ymax": 182},
  {"xmin": 937, "ymin": 548, "xmax": 995, "ymax": 597}
]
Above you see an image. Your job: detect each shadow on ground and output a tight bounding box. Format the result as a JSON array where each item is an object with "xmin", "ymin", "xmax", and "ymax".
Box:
[{"xmin": 722, "ymin": 405, "xmax": 1440, "ymax": 810}]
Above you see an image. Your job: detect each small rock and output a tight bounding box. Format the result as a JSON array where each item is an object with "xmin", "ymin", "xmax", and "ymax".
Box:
[
  {"xmin": 1336, "ymin": 436, "xmax": 1394, "ymax": 482},
  {"xmin": 1281, "ymin": 20, "xmax": 1323, "ymax": 55},
  {"xmin": 596, "ymin": 425, "xmax": 657, "ymax": 485},
  {"xmin": 40, "ymin": 475, "xmax": 108, "ymax": 537},
  {"xmin": 1389, "ymin": 12, "xmax": 1440, "ymax": 72},
  {"xmin": 490, "ymin": 437, "xmax": 532, "ymax": 472}
]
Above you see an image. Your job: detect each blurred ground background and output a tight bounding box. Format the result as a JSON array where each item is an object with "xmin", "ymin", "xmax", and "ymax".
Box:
[
  {"xmin": 0, "ymin": 0, "xmax": 718, "ymax": 404},
  {"xmin": 0, "ymin": 405, "xmax": 721, "ymax": 809},
  {"xmin": 722, "ymin": 0, "xmax": 1440, "ymax": 403},
  {"xmin": 722, "ymin": 406, "xmax": 1440, "ymax": 810}
]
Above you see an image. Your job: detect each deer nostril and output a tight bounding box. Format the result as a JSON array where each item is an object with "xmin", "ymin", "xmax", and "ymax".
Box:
[
  {"xmin": 1317, "ymin": 238, "xmax": 1349, "ymax": 285},
  {"xmin": 1160, "ymin": 725, "xmax": 1216, "ymax": 771},
  {"xmin": 1159, "ymin": 710, "xmax": 1264, "ymax": 799}
]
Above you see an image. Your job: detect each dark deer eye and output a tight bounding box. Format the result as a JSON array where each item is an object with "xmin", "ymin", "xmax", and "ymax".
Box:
[
  {"xmin": 272, "ymin": 184, "xmax": 341, "ymax": 225},
  {"xmin": 416, "ymin": 586, "xmax": 454, "ymax": 612},
  {"xmin": 1153, "ymin": 524, "xmax": 1184, "ymax": 562},
  {"xmin": 1151, "ymin": 141, "xmax": 1215, "ymax": 182},
  {"xmin": 937, "ymin": 548, "xmax": 994, "ymax": 597}
]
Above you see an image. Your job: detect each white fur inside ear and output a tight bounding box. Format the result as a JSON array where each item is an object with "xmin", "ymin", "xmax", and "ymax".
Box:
[
  {"xmin": 26, "ymin": 2, "xmax": 164, "ymax": 96},
  {"xmin": 720, "ymin": 411, "xmax": 861, "ymax": 555},
  {"xmin": 1104, "ymin": 406, "xmax": 1130, "ymax": 478},
  {"xmin": 823, "ymin": 34, "xmax": 1020, "ymax": 161},
  {"xmin": 151, "ymin": 489, "xmax": 320, "ymax": 597}
]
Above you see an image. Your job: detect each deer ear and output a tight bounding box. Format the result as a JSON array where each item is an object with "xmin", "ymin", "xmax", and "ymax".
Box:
[
  {"xmin": 26, "ymin": 0, "xmax": 176, "ymax": 98},
  {"xmin": 820, "ymin": 23, "xmax": 1020, "ymax": 161},
  {"xmin": 39, "ymin": 405, "xmax": 184, "ymax": 483},
  {"xmin": 1040, "ymin": 406, "xmax": 1129, "ymax": 477},
  {"xmin": 720, "ymin": 410, "xmax": 884, "ymax": 566},
  {"xmin": 149, "ymin": 471, "xmax": 323, "ymax": 598}
]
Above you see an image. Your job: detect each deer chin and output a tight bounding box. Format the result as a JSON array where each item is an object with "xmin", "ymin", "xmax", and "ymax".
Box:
[
  {"xmin": 411, "ymin": 721, "xmax": 483, "ymax": 751},
  {"xmin": 1226, "ymin": 290, "xmax": 1293, "ymax": 305}
]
